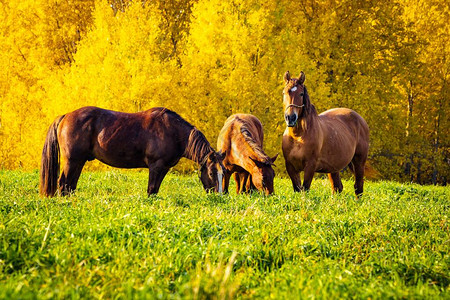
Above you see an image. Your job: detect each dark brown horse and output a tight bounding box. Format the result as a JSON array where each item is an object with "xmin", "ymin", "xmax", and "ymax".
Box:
[
  {"xmin": 217, "ymin": 114, "xmax": 278, "ymax": 195},
  {"xmin": 40, "ymin": 106, "xmax": 225, "ymax": 197},
  {"xmin": 282, "ymin": 71, "xmax": 369, "ymax": 197}
]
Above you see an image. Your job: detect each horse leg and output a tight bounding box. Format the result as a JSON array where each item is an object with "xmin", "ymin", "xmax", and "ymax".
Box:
[
  {"xmin": 239, "ymin": 172, "xmax": 252, "ymax": 194},
  {"xmin": 302, "ymin": 163, "xmax": 316, "ymax": 191},
  {"xmin": 233, "ymin": 173, "xmax": 248, "ymax": 194},
  {"xmin": 242, "ymin": 173, "xmax": 253, "ymax": 194},
  {"xmin": 233, "ymin": 173, "xmax": 241, "ymax": 194},
  {"xmin": 59, "ymin": 159, "xmax": 86, "ymax": 196},
  {"xmin": 286, "ymin": 161, "xmax": 301, "ymax": 192},
  {"xmin": 223, "ymin": 170, "xmax": 232, "ymax": 194},
  {"xmin": 328, "ymin": 172, "xmax": 343, "ymax": 193},
  {"xmin": 246, "ymin": 173, "xmax": 258, "ymax": 193},
  {"xmin": 241, "ymin": 173, "xmax": 251, "ymax": 194},
  {"xmin": 147, "ymin": 162, "xmax": 170, "ymax": 195},
  {"xmin": 352, "ymin": 158, "xmax": 366, "ymax": 198},
  {"xmin": 348, "ymin": 156, "xmax": 365, "ymax": 198}
]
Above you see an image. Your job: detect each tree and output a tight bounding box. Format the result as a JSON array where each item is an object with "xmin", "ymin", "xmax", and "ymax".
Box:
[{"xmin": 0, "ymin": 0, "xmax": 94, "ymax": 168}]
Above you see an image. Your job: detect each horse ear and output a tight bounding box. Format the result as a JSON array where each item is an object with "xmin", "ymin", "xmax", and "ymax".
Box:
[
  {"xmin": 208, "ymin": 151, "xmax": 216, "ymax": 161},
  {"xmin": 298, "ymin": 71, "xmax": 305, "ymax": 84},
  {"xmin": 284, "ymin": 71, "xmax": 291, "ymax": 84},
  {"xmin": 270, "ymin": 153, "xmax": 279, "ymax": 164},
  {"xmin": 218, "ymin": 150, "xmax": 226, "ymax": 160},
  {"xmin": 249, "ymin": 156, "xmax": 264, "ymax": 168},
  {"xmin": 298, "ymin": 71, "xmax": 305, "ymax": 85}
]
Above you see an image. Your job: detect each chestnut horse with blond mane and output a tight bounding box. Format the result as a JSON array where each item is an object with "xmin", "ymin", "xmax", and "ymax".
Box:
[
  {"xmin": 217, "ymin": 114, "xmax": 278, "ymax": 195},
  {"xmin": 282, "ymin": 71, "xmax": 369, "ymax": 197},
  {"xmin": 40, "ymin": 106, "xmax": 225, "ymax": 197}
]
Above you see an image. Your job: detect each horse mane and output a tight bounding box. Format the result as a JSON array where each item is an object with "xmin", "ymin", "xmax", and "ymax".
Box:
[
  {"xmin": 239, "ymin": 120, "xmax": 272, "ymax": 165},
  {"xmin": 184, "ymin": 128, "xmax": 214, "ymax": 165},
  {"xmin": 303, "ymin": 86, "xmax": 317, "ymax": 115},
  {"xmin": 152, "ymin": 107, "xmax": 193, "ymax": 127},
  {"xmin": 300, "ymin": 86, "xmax": 318, "ymax": 131},
  {"xmin": 151, "ymin": 107, "xmax": 213, "ymax": 165}
]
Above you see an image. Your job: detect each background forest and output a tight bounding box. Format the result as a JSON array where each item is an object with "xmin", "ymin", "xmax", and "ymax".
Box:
[{"xmin": 0, "ymin": 0, "xmax": 448, "ymax": 184}]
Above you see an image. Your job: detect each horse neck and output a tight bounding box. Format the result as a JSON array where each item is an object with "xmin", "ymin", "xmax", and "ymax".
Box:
[
  {"xmin": 246, "ymin": 142, "xmax": 269, "ymax": 166},
  {"xmin": 291, "ymin": 108, "xmax": 319, "ymax": 137},
  {"xmin": 183, "ymin": 128, "xmax": 214, "ymax": 165},
  {"xmin": 240, "ymin": 129, "xmax": 270, "ymax": 169}
]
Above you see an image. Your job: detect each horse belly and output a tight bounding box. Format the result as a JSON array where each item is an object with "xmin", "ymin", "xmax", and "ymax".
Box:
[
  {"xmin": 225, "ymin": 163, "xmax": 246, "ymax": 174},
  {"xmin": 316, "ymin": 156, "xmax": 352, "ymax": 173},
  {"xmin": 316, "ymin": 142, "xmax": 355, "ymax": 173},
  {"xmin": 93, "ymin": 130, "xmax": 148, "ymax": 168},
  {"xmin": 283, "ymin": 137, "xmax": 354, "ymax": 173},
  {"xmin": 93, "ymin": 147, "xmax": 147, "ymax": 168}
]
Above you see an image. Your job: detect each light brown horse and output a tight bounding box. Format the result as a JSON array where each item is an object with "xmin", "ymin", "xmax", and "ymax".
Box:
[
  {"xmin": 282, "ymin": 71, "xmax": 369, "ymax": 197},
  {"xmin": 40, "ymin": 106, "xmax": 225, "ymax": 197},
  {"xmin": 217, "ymin": 114, "xmax": 278, "ymax": 195}
]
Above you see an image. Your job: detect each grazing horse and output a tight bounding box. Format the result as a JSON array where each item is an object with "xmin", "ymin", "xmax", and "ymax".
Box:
[
  {"xmin": 217, "ymin": 114, "xmax": 278, "ymax": 195},
  {"xmin": 282, "ymin": 71, "xmax": 369, "ymax": 197},
  {"xmin": 40, "ymin": 106, "xmax": 225, "ymax": 197}
]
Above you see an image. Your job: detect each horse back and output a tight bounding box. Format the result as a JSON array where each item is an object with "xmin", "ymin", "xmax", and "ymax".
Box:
[
  {"xmin": 319, "ymin": 108, "xmax": 369, "ymax": 141},
  {"xmin": 57, "ymin": 106, "xmax": 186, "ymax": 168},
  {"xmin": 218, "ymin": 114, "xmax": 263, "ymax": 150},
  {"xmin": 318, "ymin": 108, "xmax": 369, "ymax": 161}
]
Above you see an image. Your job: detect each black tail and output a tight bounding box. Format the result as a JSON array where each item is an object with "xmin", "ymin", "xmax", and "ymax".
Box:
[{"xmin": 39, "ymin": 115, "xmax": 65, "ymax": 197}]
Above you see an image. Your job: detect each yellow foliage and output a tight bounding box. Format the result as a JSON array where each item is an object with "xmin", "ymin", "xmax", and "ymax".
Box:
[{"xmin": 0, "ymin": 0, "xmax": 448, "ymax": 183}]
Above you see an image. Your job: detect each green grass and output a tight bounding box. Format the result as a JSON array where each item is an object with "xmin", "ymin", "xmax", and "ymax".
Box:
[{"xmin": 0, "ymin": 170, "xmax": 449, "ymax": 299}]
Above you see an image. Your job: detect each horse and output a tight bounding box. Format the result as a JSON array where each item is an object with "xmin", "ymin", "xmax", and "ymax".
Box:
[
  {"xmin": 40, "ymin": 106, "xmax": 226, "ymax": 197},
  {"xmin": 282, "ymin": 71, "xmax": 369, "ymax": 197},
  {"xmin": 217, "ymin": 114, "xmax": 278, "ymax": 195}
]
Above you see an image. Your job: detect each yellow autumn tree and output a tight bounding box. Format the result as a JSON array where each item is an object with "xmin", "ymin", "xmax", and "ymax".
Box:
[
  {"xmin": 0, "ymin": 0, "xmax": 94, "ymax": 168},
  {"xmin": 0, "ymin": 0, "xmax": 448, "ymax": 183},
  {"xmin": 398, "ymin": 0, "xmax": 450, "ymax": 184},
  {"xmin": 177, "ymin": 0, "xmax": 330, "ymax": 173}
]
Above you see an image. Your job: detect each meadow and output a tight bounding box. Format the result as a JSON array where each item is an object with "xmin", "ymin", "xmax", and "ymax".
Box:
[{"xmin": 0, "ymin": 170, "xmax": 449, "ymax": 299}]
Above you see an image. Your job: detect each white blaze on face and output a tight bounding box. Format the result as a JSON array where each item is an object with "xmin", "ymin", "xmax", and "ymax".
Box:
[
  {"xmin": 217, "ymin": 166, "xmax": 223, "ymax": 194},
  {"xmin": 290, "ymin": 86, "xmax": 297, "ymax": 92}
]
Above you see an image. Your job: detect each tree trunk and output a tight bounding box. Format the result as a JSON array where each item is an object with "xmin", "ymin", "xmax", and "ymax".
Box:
[{"xmin": 405, "ymin": 80, "xmax": 414, "ymax": 178}]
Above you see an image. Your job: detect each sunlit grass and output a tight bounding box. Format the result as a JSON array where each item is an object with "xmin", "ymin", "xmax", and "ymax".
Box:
[{"xmin": 0, "ymin": 170, "xmax": 449, "ymax": 298}]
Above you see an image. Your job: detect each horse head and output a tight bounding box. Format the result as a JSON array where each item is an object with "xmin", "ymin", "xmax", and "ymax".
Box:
[
  {"xmin": 199, "ymin": 151, "xmax": 226, "ymax": 193},
  {"xmin": 283, "ymin": 71, "xmax": 308, "ymax": 127},
  {"xmin": 249, "ymin": 154, "xmax": 278, "ymax": 195}
]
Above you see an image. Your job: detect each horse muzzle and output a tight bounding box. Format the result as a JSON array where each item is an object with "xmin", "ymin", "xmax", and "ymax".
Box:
[{"xmin": 285, "ymin": 113, "xmax": 298, "ymax": 127}]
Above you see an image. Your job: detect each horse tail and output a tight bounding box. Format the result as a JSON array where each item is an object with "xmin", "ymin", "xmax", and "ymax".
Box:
[
  {"xmin": 348, "ymin": 160, "xmax": 379, "ymax": 179},
  {"xmin": 364, "ymin": 161, "xmax": 380, "ymax": 179},
  {"xmin": 39, "ymin": 115, "xmax": 65, "ymax": 197}
]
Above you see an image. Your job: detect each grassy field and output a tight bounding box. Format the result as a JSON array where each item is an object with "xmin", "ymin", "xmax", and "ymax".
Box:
[{"xmin": 0, "ymin": 170, "xmax": 449, "ymax": 299}]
